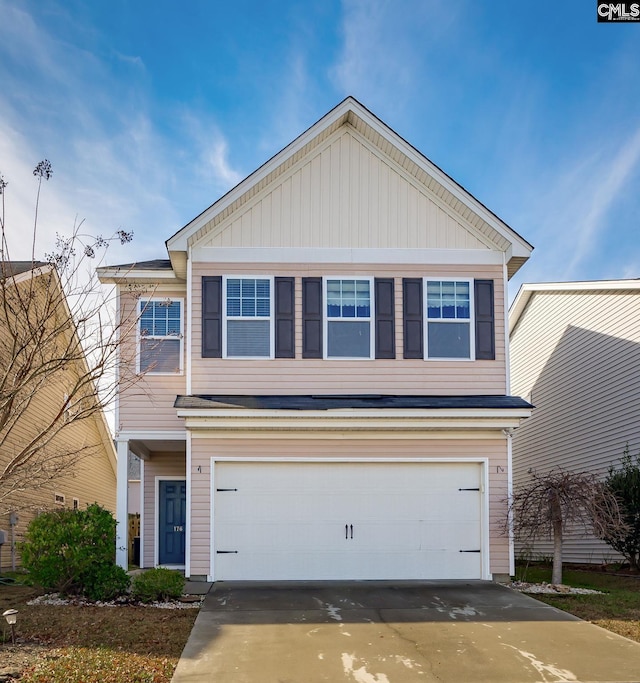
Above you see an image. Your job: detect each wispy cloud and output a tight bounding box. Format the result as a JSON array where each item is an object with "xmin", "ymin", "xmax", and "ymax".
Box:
[
  {"xmin": 330, "ymin": 0, "xmax": 459, "ymax": 117},
  {"xmin": 564, "ymin": 126, "xmax": 640, "ymax": 276},
  {"xmin": 0, "ymin": 0, "xmax": 242, "ymax": 263}
]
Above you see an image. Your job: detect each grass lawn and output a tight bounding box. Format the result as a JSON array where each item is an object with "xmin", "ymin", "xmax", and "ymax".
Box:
[
  {"xmin": 0, "ymin": 581, "xmax": 198, "ymax": 682},
  {"xmin": 516, "ymin": 564, "xmax": 640, "ymax": 643}
]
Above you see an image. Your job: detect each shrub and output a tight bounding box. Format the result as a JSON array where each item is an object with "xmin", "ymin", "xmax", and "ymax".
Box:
[
  {"xmin": 604, "ymin": 445, "xmax": 640, "ymax": 569},
  {"xmin": 21, "ymin": 503, "xmax": 130, "ymax": 599},
  {"xmin": 131, "ymin": 568, "xmax": 184, "ymax": 603},
  {"xmin": 83, "ymin": 563, "xmax": 131, "ymax": 602}
]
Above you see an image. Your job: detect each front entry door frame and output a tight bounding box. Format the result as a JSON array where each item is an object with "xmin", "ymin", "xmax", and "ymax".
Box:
[{"xmin": 155, "ymin": 477, "xmax": 187, "ymax": 568}]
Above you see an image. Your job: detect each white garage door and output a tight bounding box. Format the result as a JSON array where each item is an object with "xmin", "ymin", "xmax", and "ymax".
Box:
[{"xmin": 212, "ymin": 461, "xmax": 483, "ymax": 581}]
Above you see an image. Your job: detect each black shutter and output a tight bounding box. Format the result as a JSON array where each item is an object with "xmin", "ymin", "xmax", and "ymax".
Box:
[
  {"xmin": 403, "ymin": 278, "xmax": 423, "ymax": 359},
  {"xmin": 474, "ymin": 279, "xmax": 495, "ymax": 360},
  {"xmin": 275, "ymin": 277, "xmax": 295, "ymax": 358},
  {"xmin": 202, "ymin": 276, "xmax": 222, "ymax": 358},
  {"xmin": 302, "ymin": 277, "xmax": 322, "ymax": 359},
  {"xmin": 375, "ymin": 278, "xmax": 395, "ymax": 359}
]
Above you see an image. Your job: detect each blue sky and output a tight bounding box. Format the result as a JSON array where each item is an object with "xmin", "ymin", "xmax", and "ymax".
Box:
[{"xmin": 1, "ymin": 0, "xmax": 639, "ymax": 297}]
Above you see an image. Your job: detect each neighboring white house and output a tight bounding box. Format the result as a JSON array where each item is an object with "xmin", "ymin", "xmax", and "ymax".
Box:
[
  {"xmin": 99, "ymin": 97, "xmax": 533, "ymax": 582},
  {"xmin": 509, "ymin": 279, "xmax": 640, "ymax": 564}
]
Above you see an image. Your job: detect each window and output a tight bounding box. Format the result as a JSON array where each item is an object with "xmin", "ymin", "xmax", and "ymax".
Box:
[
  {"xmin": 224, "ymin": 277, "xmax": 273, "ymax": 357},
  {"xmin": 54, "ymin": 493, "xmax": 65, "ymax": 506},
  {"xmin": 325, "ymin": 278, "xmax": 373, "ymax": 358},
  {"xmin": 139, "ymin": 299, "xmax": 183, "ymax": 374},
  {"xmin": 425, "ymin": 280, "xmax": 473, "ymax": 359},
  {"xmin": 73, "ymin": 498, "xmax": 79, "ymax": 510}
]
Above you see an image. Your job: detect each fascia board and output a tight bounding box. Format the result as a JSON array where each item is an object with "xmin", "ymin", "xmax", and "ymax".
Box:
[
  {"xmin": 167, "ymin": 97, "xmax": 532, "ymax": 259},
  {"xmin": 509, "ymin": 279, "xmax": 640, "ymax": 334},
  {"xmin": 97, "ymin": 267, "xmax": 181, "ymax": 285},
  {"xmin": 177, "ymin": 408, "xmax": 532, "ymax": 432},
  {"xmin": 166, "ymin": 99, "xmax": 356, "ymax": 254},
  {"xmin": 345, "ymin": 103, "xmax": 533, "ymax": 258},
  {"xmin": 6, "ymin": 263, "xmax": 55, "ymax": 286}
]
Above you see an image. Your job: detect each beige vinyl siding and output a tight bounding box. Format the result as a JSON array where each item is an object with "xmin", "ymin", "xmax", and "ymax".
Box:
[
  {"xmin": 0, "ymin": 411, "xmax": 116, "ymax": 571},
  {"xmin": 189, "ymin": 436, "xmax": 509, "ymax": 577},
  {"xmin": 118, "ymin": 289, "xmax": 187, "ymax": 432},
  {"xmin": 0, "ymin": 273, "xmax": 116, "ymax": 571},
  {"xmin": 142, "ymin": 453, "xmax": 186, "ymax": 568},
  {"xmin": 198, "ymin": 129, "xmax": 491, "ymax": 252},
  {"xmin": 511, "ymin": 289, "xmax": 640, "ymax": 564},
  {"xmin": 191, "ymin": 262, "xmax": 506, "ymax": 395}
]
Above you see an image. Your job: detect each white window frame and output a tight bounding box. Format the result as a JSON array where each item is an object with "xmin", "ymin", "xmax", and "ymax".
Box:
[
  {"xmin": 424, "ymin": 277, "xmax": 475, "ymax": 361},
  {"xmin": 137, "ymin": 298, "xmax": 185, "ymax": 375},
  {"xmin": 73, "ymin": 497, "xmax": 80, "ymax": 510},
  {"xmin": 323, "ymin": 276, "xmax": 375, "ymax": 360},
  {"xmin": 222, "ymin": 275, "xmax": 275, "ymax": 359},
  {"xmin": 54, "ymin": 492, "xmax": 65, "ymax": 506}
]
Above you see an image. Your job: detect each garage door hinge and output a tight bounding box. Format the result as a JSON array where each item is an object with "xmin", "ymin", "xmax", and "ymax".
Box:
[
  {"xmin": 216, "ymin": 488, "xmax": 238, "ymax": 492},
  {"xmin": 459, "ymin": 549, "xmax": 481, "ymax": 553},
  {"xmin": 458, "ymin": 487, "xmax": 480, "ymax": 491},
  {"xmin": 216, "ymin": 550, "xmax": 238, "ymax": 554}
]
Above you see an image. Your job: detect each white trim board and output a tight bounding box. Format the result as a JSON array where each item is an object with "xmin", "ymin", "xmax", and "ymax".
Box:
[{"xmin": 192, "ymin": 247, "xmax": 503, "ymax": 265}]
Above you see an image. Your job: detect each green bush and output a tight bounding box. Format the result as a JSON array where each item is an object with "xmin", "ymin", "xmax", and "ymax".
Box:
[
  {"xmin": 83, "ymin": 562, "xmax": 131, "ymax": 602},
  {"xmin": 131, "ymin": 568, "xmax": 184, "ymax": 603},
  {"xmin": 604, "ymin": 445, "xmax": 640, "ymax": 569},
  {"xmin": 21, "ymin": 503, "xmax": 130, "ymax": 600}
]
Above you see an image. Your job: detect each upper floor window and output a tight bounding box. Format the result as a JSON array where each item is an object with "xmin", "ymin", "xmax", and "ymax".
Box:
[
  {"xmin": 224, "ymin": 277, "xmax": 273, "ymax": 358},
  {"xmin": 325, "ymin": 278, "xmax": 374, "ymax": 358},
  {"xmin": 139, "ymin": 299, "xmax": 183, "ymax": 373},
  {"xmin": 425, "ymin": 279, "xmax": 473, "ymax": 359}
]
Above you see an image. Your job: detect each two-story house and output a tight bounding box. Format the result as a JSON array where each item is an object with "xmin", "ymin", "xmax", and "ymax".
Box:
[
  {"xmin": 98, "ymin": 97, "xmax": 533, "ymax": 582},
  {"xmin": 0, "ymin": 261, "xmax": 117, "ymax": 572},
  {"xmin": 510, "ymin": 279, "xmax": 640, "ymax": 565}
]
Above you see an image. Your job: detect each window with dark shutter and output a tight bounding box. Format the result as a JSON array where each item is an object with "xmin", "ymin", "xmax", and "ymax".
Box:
[
  {"xmin": 275, "ymin": 277, "xmax": 295, "ymax": 358},
  {"xmin": 375, "ymin": 278, "xmax": 395, "ymax": 359},
  {"xmin": 202, "ymin": 276, "xmax": 222, "ymax": 358},
  {"xmin": 302, "ymin": 277, "xmax": 322, "ymax": 358},
  {"xmin": 402, "ymin": 278, "xmax": 423, "ymax": 359},
  {"xmin": 474, "ymin": 279, "xmax": 495, "ymax": 360}
]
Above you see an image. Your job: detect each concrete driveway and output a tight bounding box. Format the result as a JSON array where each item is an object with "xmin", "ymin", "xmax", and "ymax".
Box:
[{"xmin": 172, "ymin": 581, "xmax": 640, "ymax": 682}]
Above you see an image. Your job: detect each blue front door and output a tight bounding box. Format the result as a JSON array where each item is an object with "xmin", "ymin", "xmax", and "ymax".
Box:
[{"xmin": 159, "ymin": 480, "xmax": 186, "ymax": 565}]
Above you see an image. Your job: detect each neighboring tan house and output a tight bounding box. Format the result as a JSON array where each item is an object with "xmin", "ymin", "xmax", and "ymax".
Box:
[
  {"xmin": 98, "ymin": 97, "xmax": 533, "ymax": 582},
  {"xmin": 509, "ymin": 279, "xmax": 640, "ymax": 564},
  {"xmin": 0, "ymin": 261, "xmax": 117, "ymax": 571}
]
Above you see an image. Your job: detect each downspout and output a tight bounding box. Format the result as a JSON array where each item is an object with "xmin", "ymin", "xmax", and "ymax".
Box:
[
  {"xmin": 185, "ymin": 247, "xmax": 192, "ymax": 577},
  {"xmin": 504, "ymin": 253, "xmax": 515, "ymax": 576}
]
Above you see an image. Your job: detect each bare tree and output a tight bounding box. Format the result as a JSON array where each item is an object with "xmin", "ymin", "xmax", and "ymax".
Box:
[
  {"xmin": 0, "ymin": 160, "xmax": 144, "ymax": 514},
  {"xmin": 507, "ymin": 469, "xmax": 627, "ymax": 585}
]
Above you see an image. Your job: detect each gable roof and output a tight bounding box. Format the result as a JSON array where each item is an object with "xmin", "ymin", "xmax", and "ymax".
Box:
[
  {"xmin": 2, "ymin": 261, "xmax": 117, "ymax": 474},
  {"xmin": 1, "ymin": 261, "xmax": 49, "ymax": 277},
  {"xmin": 166, "ymin": 97, "xmax": 532, "ymax": 280},
  {"xmin": 509, "ymin": 279, "xmax": 640, "ymax": 335}
]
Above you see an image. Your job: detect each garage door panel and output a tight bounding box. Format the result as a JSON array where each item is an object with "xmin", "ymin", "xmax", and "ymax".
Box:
[{"xmin": 213, "ymin": 461, "xmax": 484, "ymax": 581}]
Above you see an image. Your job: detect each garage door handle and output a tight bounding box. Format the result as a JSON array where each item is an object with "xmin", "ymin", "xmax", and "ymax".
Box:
[
  {"xmin": 345, "ymin": 524, "xmax": 353, "ymax": 539},
  {"xmin": 459, "ymin": 549, "xmax": 481, "ymax": 553}
]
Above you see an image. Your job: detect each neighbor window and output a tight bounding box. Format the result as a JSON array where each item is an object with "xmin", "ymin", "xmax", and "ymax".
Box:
[
  {"xmin": 325, "ymin": 278, "xmax": 373, "ymax": 358},
  {"xmin": 224, "ymin": 277, "xmax": 273, "ymax": 357},
  {"xmin": 425, "ymin": 280, "xmax": 473, "ymax": 359},
  {"xmin": 139, "ymin": 299, "xmax": 183, "ymax": 373},
  {"xmin": 54, "ymin": 493, "xmax": 65, "ymax": 506}
]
